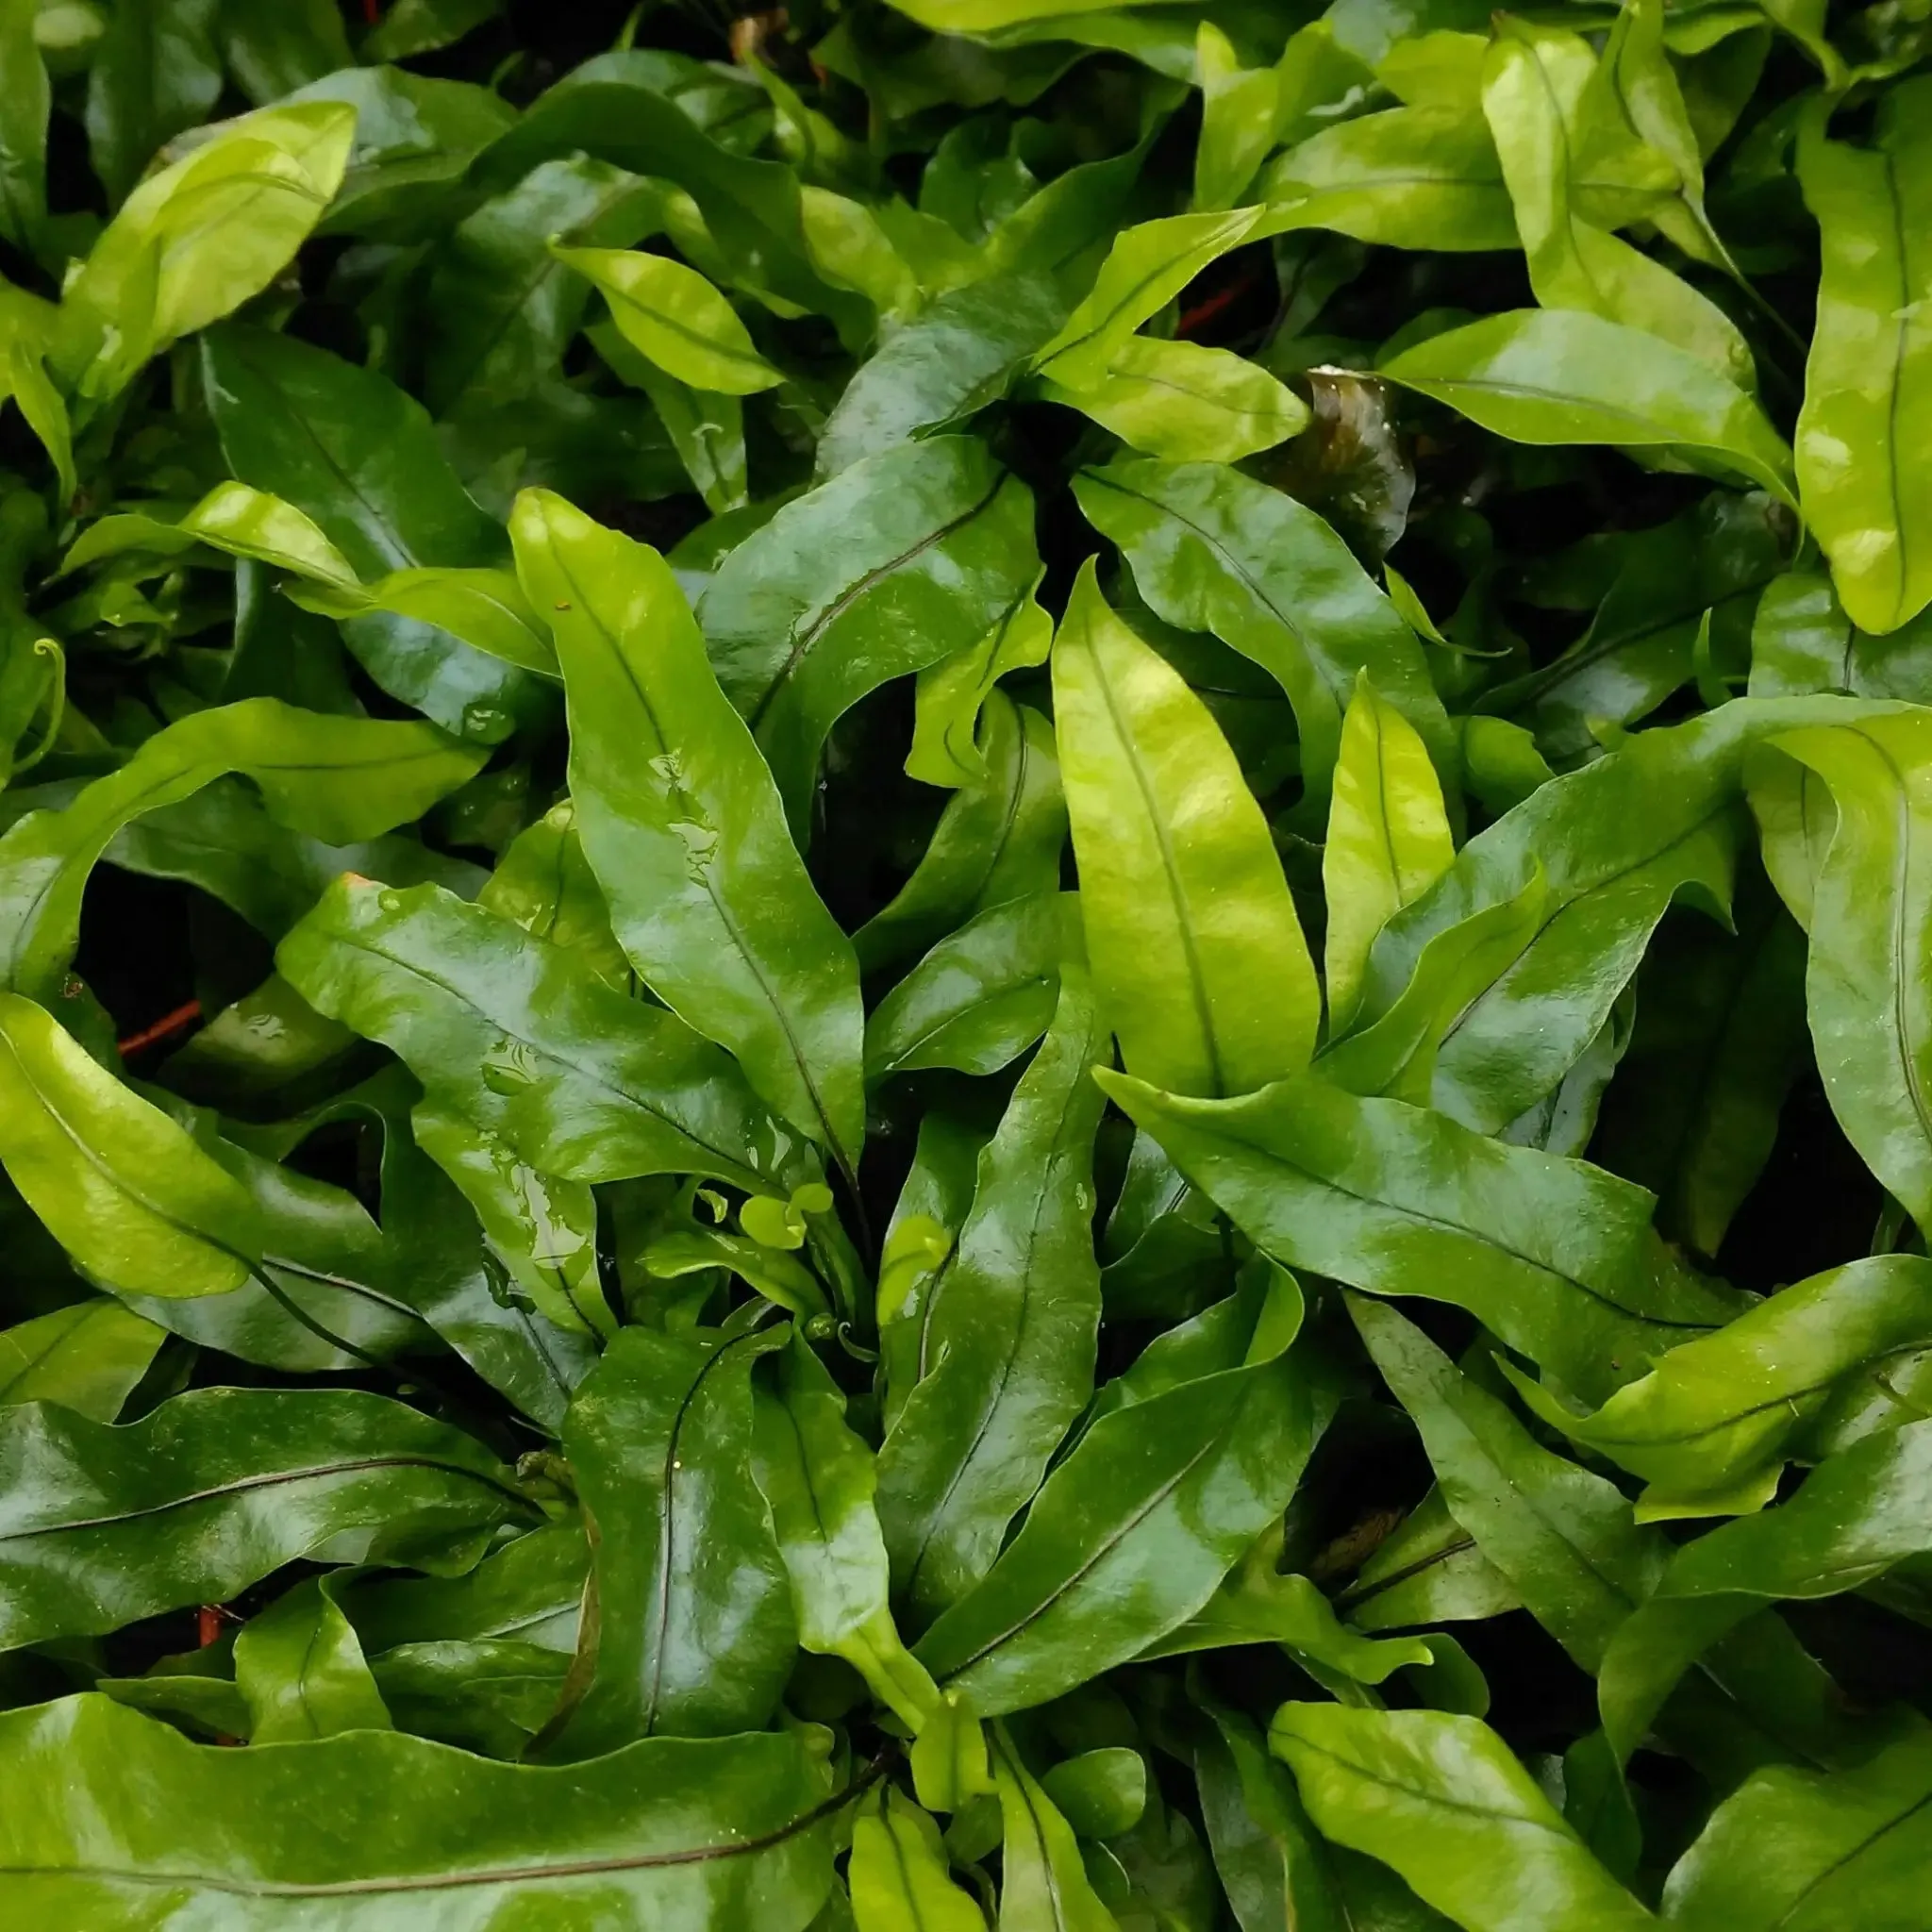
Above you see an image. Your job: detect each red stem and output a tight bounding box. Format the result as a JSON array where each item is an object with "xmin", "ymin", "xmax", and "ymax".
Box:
[
  {"xmin": 1177, "ymin": 274, "xmax": 1259, "ymax": 338},
  {"xmin": 118, "ymin": 999, "xmax": 202, "ymax": 1057}
]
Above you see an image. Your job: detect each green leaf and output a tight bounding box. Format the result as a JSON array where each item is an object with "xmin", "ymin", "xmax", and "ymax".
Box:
[
  {"xmin": 235, "ymin": 1574, "xmax": 392, "ymax": 1743},
  {"xmin": 867, "ymin": 891, "xmax": 1070, "ymax": 1083},
  {"xmin": 556, "ymin": 243, "xmax": 783, "ymax": 394},
  {"xmin": 539, "ymin": 1324, "xmax": 795, "ymax": 1757},
  {"xmin": 64, "ymin": 480, "xmax": 361, "ymax": 589},
  {"xmin": 0, "ymin": 0, "xmax": 48, "ymax": 255},
  {"xmin": 885, "ymin": 0, "xmax": 1168, "ymax": 26},
  {"xmin": 914, "ymin": 1268, "xmax": 1329, "ymax": 1713},
  {"xmin": 0, "ymin": 1692, "xmax": 840, "ymax": 1925},
  {"xmin": 1593, "ymin": 874, "xmax": 1807, "ymax": 1258},
  {"xmin": 81, "ymin": 0, "xmax": 220, "ymax": 206},
  {"xmin": 364, "ymin": 0, "xmax": 503, "ymax": 61},
  {"xmin": 1043, "ymin": 334, "xmax": 1308, "ymax": 464},
  {"xmin": 0, "ymin": 991, "xmax": 260, "ymax": 1296},
  {"xmin": 203, "ymin": 325, "xmax": 552, "ymax": 744},
  {"xmin": 1357, "ymin": 1294, "xmax": 1853, "ymax": 1783},
  {"xmin": 0, "ymin": 1386, "xmax": 526, "ymax": 1648},
  {"xmin": 472, "ymin": 70, "xmax": 859, "ymax": 327},
  {"xmin": 1053, "ymin": 558, "xmax": 1317, "ymax": 1096},
  {"xmin": 1041, "ymin": 1748, "xmax": 1148, "ymax": 1839},
  {"xmin": 140, "ymin": 1083, "xmax": 595, "ymax": 1424},
  {"xmin": 1316, "ymin": 872, "xmax": 1548, "ymax": 1107},
  {"xmin": 512, "ymin": 489, "xmax": 865, "ymax": 1176},
  {"xmin": 0, "ymin": 698, "xmax": 484, "ymax": 1000},
  {"xmin": 1662, "ymin": 1715, "xmax": 1932, "ymax": 1928},
  {"xmin": 1269, "ymin": 1704, "xmax": 1656, "ymax": 1932},
  {"xmin": 1074, "ymin": 458, "xmax": 1453, "ymax": 822},
  {"xmin": 698, "ymin": 437, "xmax": 1039, "ymax": 833},
  {"xmin": 991, "ymin": 1723, "xmax": 1121, "ymax": 1932},
  {"xmin": 478, "ymin": 798, "xmax": 630, "ymax": 989},
  {"xmin": 277, "ymin": 877, "xmax": 813, "ymax": 1195},
  {"xmin": 1760, "ymin": 710, "xmax": 1932, "ymax": 1231},
  {"xmin": 1380, "ymin": 309, "xmax": 1796, "ymax": 507},
  {"xmin": 346, "ymin": 1520, "xmax": 585, "ymax": 1655},
  {"xmin": 908, "ymin": 575, "xmax": 1054, "ymax": 791},
  {"xmin": 1102, "ymin": 1068, "xmax": 1736, "ymax": 1404},
  {"xmin": 1794, "ymin": 89, "xmax": 1932, "ymax": 636},
  {"xmin": 1147, "ymin": 1524, "xmax": 1433, "ymax": 1685},
  {"xmin": 291, "ymin": 66, "xmax": 515, "ymax": 238},
  {"xmin": 1196, "ymin": 1700, "xmax": 1452, "ymax": 1932},
  {"xmin": 1481, "ymin": 20, "xmax": 1751, "ymax": 384},
  {"xmin": 1192, "ymin": 23, "xmax": 1280, "ymax": 213},
  {"xmin": 1494, "ymin": 492, "xmax": 1787, "ymax": 761},
  {"xmin": 1324, "ymin": 670, "xmax": 1456, "ymax": 1034},
  {"xmin": 876, "ymin": 949, "xmax": 1110, "ymax": 1621},
  {"xmin": 851, "ymin": 1788, "xmax": 985, "ymax": 1932},
  {"xmin": 1260, "ymin": 102, "xmax": 1520, "ymax": 253},
  {"xmin": 1350, "ymin": 1292, "xmax": 1668, "ymax": 1672},
  {"xmin": 856, "ymin": 691, "xmax": 1066, "ymax": 975},
  {"xmin": 57, "ymin": 102, "xmax": 356, "ymax": 405},
  {"xmin": 1347, "ymin": 701, "xmax": 1868, "ymax": 1135},
  {"xmin": 818, "ymin": 272, "xmax": 1069, "ymax": 478},
  {"xmin": 1035, "ymin": 207, "xmax": 1262, "ymax": 389},
  {"xmin": 592, "ymin": 320, "xmax": 748, "ymax": 514},
  {"xmin": 220, "ymin": 0, "xmax": 355, "ymax": 106},
  {"xmin": 425, "ymin": 155, "xmax": 670, "ymax": 422},
  {"xmin": 1504, "ymin": 1255, "xmax": 1932, "ymax": 1519},
  {"xmin": 1340, "ymin": 1486, "xmax": 1524, "ymax": 1633},
  {"xmin": 411, "ymin": 1099, "xmax": 610, "ymax": 1341},
  {"xmin": 0, "ymin": 1300, "xmax": 165, "ymax": 1422},
  {"xmin": 750, "ymin": 1329, "xmax": 939, "ymax": 1729},
  {"xmin": 1600, "ymin": 1420, "xmax": 1932, "ymax": 1765}
]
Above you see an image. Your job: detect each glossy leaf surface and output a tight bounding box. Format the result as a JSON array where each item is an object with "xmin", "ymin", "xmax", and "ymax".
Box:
[{"xmin": 1054, "ymin": 560, "xmax": 1316, "ymax": 1096}]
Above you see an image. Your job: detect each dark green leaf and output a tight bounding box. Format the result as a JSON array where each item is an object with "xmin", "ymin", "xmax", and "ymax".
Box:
[
  {"xmin": 0, "ymin": 1386, "xmax": 526, "ymax": 1647},
  {"xmin": 698, "ymin": 437, "xmax": 1039, "ymax": 833}
]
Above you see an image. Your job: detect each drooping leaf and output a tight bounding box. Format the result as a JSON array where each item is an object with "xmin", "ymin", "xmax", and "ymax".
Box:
[{"xmin": 0, "ymin": 697, "xmax": 484, "ymax": 1000}]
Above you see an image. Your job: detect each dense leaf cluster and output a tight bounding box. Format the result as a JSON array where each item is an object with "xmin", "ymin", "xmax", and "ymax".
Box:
[{"xmin": 1, "ymin": 0, "xmax": 1930, "ymax": 1924}]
